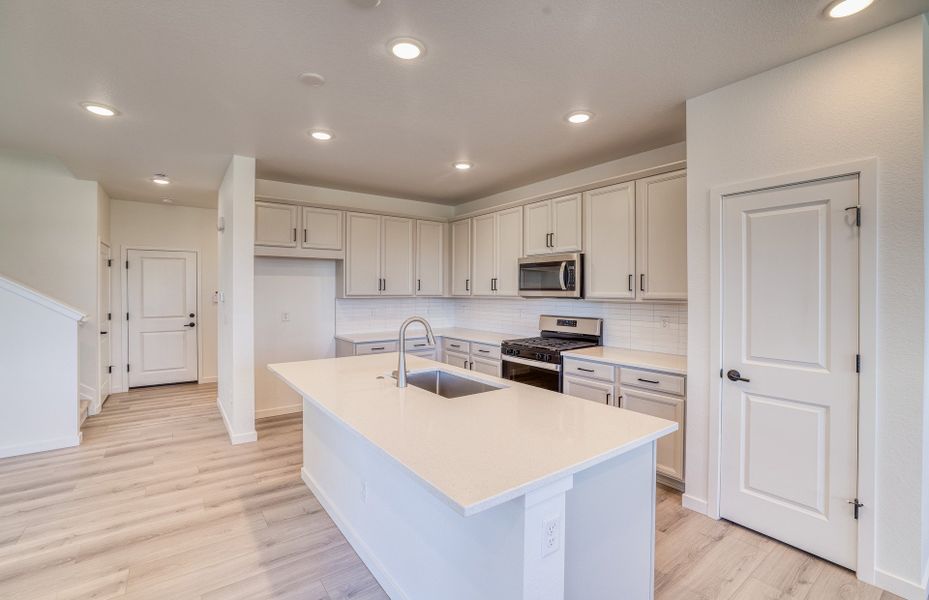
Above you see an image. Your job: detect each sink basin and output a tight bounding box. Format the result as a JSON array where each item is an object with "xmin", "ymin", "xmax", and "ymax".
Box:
[{"xmin": 404, "ymin": 369, "xmax": 503, "ymax": 398}]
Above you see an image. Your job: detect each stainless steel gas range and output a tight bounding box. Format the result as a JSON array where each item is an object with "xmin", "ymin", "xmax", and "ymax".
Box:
[{"xmin": 501, "ymin": 315, "xmax": 603, "ymax": 391}]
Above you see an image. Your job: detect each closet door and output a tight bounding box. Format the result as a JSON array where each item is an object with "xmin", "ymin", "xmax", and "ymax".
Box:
[
  {"xmin": 471, "ymin": 213, "xmax": 496, "ymax": 296},
  {"xmin": 345, "ymin": 212, "xmax": 382, "ymax": 296},
  {"xmin": 381, "ymin": 216, "xmax": 414, "ymax": 296},
  {"xmin": 415, "ymin": 220, "xmax": 444, "ymax": 296},
  {"xmin": 451, "ymin": 219, "xmax": 472, "ymax": 296},
  {"xmin": 523, "ymin": 200, "xmax": 552, "ymax": 256},
  {"xmin": 584, "ymin": 182, "xmax": 636, "ymax": 299},
  {"xmin": 636, "ymin": 170, "xmax": 687, "ymax": 300},
  {"xmin": 494, "ymin": 206, "xmax": 523, "ymax": 296},
  {"xmin": 255, "ymin": 201, "xmax": 298, "ymax": 248},
  {"xmin": 551, "ymin": 193, "xmax": 582, "ymax": 253}
]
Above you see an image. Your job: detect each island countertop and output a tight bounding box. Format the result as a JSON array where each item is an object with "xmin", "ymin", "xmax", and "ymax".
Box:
[{"xmin": 269, "ymin": 353, "xmax": 677, "ymax": 516}]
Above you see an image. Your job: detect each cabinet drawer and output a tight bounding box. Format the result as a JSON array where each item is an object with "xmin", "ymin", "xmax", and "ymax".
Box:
[
  {"xmin": 620, "ymin": 367, "xmax": 684, "ymax": 396},
  {"xmin": 356, "ymin": 341, "xmax": 397, "ymax": 355},
  {"xmin": 443, "ymin": 338, "xmax": 471, "ymax": 354},
  {"xmin": 471, "ymin": 342, "xmax": 501, "ymax": 360},
  {"xmin": 563, "ymin": 358, "xmax": 615, "ymax": 382},
  {"xmin": 404, "ymin": 339, "xmax": 433, "ymax": 352}
]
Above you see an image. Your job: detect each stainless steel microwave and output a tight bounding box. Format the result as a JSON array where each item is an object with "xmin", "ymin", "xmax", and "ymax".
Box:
[{"xmin": 518, "ymin": 253, "xmax": 582, "ymax": 298}]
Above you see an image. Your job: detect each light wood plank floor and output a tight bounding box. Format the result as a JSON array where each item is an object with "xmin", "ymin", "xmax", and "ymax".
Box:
[{"xmin": 0, "ymin": 383, "xmax": 898, "ymax": 600}]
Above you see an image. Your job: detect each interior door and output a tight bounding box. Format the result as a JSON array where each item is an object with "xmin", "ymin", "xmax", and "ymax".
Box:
[
  {"xmin": 471, "ymin": 213, "xmax": 496, "ymax": 296},
  {"xmin": 451, "ymin": 219, "xmax": 472, "ymax": 296},
  {"xmin": 584, "ymin": 183, "xmax": 636, "ymax": 299},
  {"xmin": 415, "ymin": 220, "xmax": 444, "ymax": 296},
  {"xmin": 98, "ymin": 242, "xmax": 111, "ymax": 404},
  {"xmin": 345, "ymin": 212, "xmax": 382, "ymax": 296},
  {"xmin": 551, "ymin": 193, "xmax": 582, "ymax": 253},
  {"xmin": 127, "ymin": 249, "xmax": 198, "ymax": 387},
  {"xmin": 381, "ymin": 216, "xmax": 414, "ymax": 296},
  {"xmin": 255, "ymin": 201, "xmax": 298, "ymax": 248},
  {"xmin": 636, "ymin": 171, "xmax": 687, "ymax": 300},
  {"xmin": 494, "ymin": 207, "xmax": 523, "ymax": 296},
  {"xmin": 523, "ymin": 200, "xmax": 552, "ymax": 256},
  {"xmin": 720, "ymin": 175, "xmax": 859, "ymax": 569}
]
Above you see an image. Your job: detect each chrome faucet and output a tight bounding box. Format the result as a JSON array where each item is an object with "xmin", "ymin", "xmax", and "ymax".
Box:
[{"xmin": 395, "ymin": 316, "xmax": 436, "ymax": 388}]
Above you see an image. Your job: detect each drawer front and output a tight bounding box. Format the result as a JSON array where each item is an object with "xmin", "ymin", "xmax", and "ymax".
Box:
[
  {"xmin": 563, "ymin": 376, "xmax": 616, "ymax": 407},
  {"xmin": 471, "ymin": 342, "xmax": 501, "ymax": 360},
  {"xmin": 443, "ymin": 338, "xmax": 471, "ymax": 354},
  {"xmin": 404, "ymin": 339, "xmax": 434, "ymax": 352},
  {"xmin": 409, "ymin": 349, "xmax": 436, "ymax": 360},
  {"xmin": 620, "ymin": 367, "xmax": 684, "ymax": 396},
  {"xmin": 563, "ymin": 358, "xmax": 615, "ymax": 382},
  {"xmin": 356, "ymin": 341, "xmax": 398, "ymax": 355}
]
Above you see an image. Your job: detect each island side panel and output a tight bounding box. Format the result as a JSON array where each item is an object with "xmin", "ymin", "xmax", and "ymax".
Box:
[
  {"xmin": 301, "ymin": 397, "xmax": 528, "ymax": 600},
  {"xmin": 565, "ymin": 442, "xmax": 657, "ymax": 600}
]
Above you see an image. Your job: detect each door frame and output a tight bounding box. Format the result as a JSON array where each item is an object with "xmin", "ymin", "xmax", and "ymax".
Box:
[
  {"xmin": 95, "ymin": 239, "xmax": 112, "ymax": 415},
  {"xmin": 706, "ymin": 158, "xmax": 877, "ymax": 583},
  {"xmin": 119, "ymin": 246, "xmax": 202, "ymax": 391}
]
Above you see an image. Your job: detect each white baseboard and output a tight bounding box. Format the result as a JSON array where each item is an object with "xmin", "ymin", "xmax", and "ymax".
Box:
[
  {"xmin": 301, "ymin": 468, "xmax": 409, "ymax": 600},
  {"xmin": 0, "ymin": 434, "xmax": 81, "ymax": 459},
  {"xmin": 198, "ymin": 376, "xmax": 217, "ymax": 384},
  {"xmin": 873, "ymin": 567, "xmax": 928, "ymax": 600},
  {"xmin": 215, "ymin": 397, "xmax": 258, "ymax": 444},
  {"xmin": 256, "ymin": 404, "xmax": 302, "ymax": 419},
  {"xmin": 79, "ymin": 382, "xmax": 94, "ymax": 402},
  {"xmin": 681, "ymin": 494, "xmax": 709, "ymax": 515}
]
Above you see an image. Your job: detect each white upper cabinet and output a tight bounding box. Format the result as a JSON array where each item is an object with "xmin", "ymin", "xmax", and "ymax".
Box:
[
  {"xmin": 494, "ymin": 206, "xmax": 523, "ymax": 296},
  {"xmin": 471, "ymin": 213, "xmax": 496, "ymax": 296},
  {"xmin": 345, "ymin": 212, "xmax": 382, "ymax": 296},
  {"xmin": 380, "ymin": 216, "xmax": 415, "ymax": 296},
  {"xmin": 415, "ymin": 220, "xmax": 444, "ymax": 296},
  {"xmin": 255, "ymin": 201, "xmax": 299, "ymax": 248},
  {"xmin": 636, "ymin": 171, "xmax": 687, "ymax": 300},
  {"xmin": 302, "ymin": 207, "xmax": 343, "ymax": 251},
  {"xmin": 523, "ymin": 194, "xmax": 582, "ymax": 255},
  {"xmin": 584, "ymin": 182, "xmax": 636, "ymax": 299},
  {"xmin": 451, "ymin": 219, "xmax": 472, "ymax": 296}
]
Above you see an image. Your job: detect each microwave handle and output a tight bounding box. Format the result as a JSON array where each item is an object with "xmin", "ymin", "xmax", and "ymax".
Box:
[{"xmin": 559, "ymin": 261, "xmax": 568, "ymax": 290}]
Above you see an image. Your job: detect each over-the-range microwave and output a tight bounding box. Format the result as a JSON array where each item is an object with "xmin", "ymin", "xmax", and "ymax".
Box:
[{"xmin": 518, "ymin": 253, "xmax": 582, "ymax": 298}]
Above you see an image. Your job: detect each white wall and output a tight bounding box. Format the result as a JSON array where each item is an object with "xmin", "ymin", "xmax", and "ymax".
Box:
[
  {"xmin": 217, "ymin": 155, "xmax": 257, "ymax": 443},
  {"xmin": 108, "ymin": 198, "xmax": 219, "ymax": 392},
  {"xmin": 0, "ymin": 150, "xmax": 101, "ymax": 404},
  {"xmin": 686, "ymin": 15, "xmax": 927, "ymax": 596},
  {"xmin": 254, "ymin": 258, "xmax": 336, "ymax": 418}
]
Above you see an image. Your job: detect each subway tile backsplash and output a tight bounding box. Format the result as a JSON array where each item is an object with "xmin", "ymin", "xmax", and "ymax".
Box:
[{"xmin": 336, "ymin": 297, "xmax": 686, "ymax": 356}]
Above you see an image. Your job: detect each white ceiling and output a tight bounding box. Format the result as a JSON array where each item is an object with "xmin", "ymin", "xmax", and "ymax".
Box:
[{"xmin": 0, "ymin": 1, "xmax": 926, "ymax": 208}]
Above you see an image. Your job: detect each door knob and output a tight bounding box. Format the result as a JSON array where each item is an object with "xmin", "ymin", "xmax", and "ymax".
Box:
[
  {"xmin": 186, "ymin": 323, "xmax": 196, "ymax": 328},
  {"xmin": 727, "ymin": 369, "xmax": 750, "ymax": 382}
]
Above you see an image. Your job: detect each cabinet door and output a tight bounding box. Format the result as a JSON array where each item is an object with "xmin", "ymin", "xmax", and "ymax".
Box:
[
  {"xmin": 381, "ymin": 216, "xmax": 414, "ymax": 296},
  {"xmin": 471, "ymin": 213, "xmax": 496, "ymax": 296},
  {"xmin": 471, "ymin": 356, "xmax": 501, "ymax": 377},
  {"xmin": 551, "ymin": 193, "xmax": 582, "ymax": 253},
  {"xmin": 584, "ymin": 183, "xmax": 636, "ymax": 299},
  {"xmin": 444, "ymin": 350, "xmax": 471, "ymax": 370},
  {"xmin": 451, "ymin": 219, "xmax": 472, "ymax": 296},
  {"xmin": 302, "ymin": 207, "xmax": 343, "ymax": 250},
  {"xmin": 636, "ymin": 170, "xmax": 687, "ymax": 300},
  {"xmin": 255, "ymin": 201, "xmax": 298, "ymax": 248},
  {"xmin": 523, "ymin": 200, "xmax": 552, "ymax": 256},
  {"xmin": 621, "ymin": 386, "xmax": 684, "ymax": 481},
  {"xmin": 494, "ymin": 206, "xmax": 523, "ymax": 296},
  {"xmin": 416, "ymin": 220, "xmax": 444, "ymax": 296},
  {"xmin": 563, "ymin": 376, "xmax": 615, "ymax": 406},
  {"xmin": 345, "ymin": 212, "xmax": 382, "ymax": 296}
]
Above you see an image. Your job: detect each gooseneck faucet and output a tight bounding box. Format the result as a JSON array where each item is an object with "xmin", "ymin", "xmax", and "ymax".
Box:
[{"xmin": 396, "ymin": 316, "xmax": 436, "ymax": 388}]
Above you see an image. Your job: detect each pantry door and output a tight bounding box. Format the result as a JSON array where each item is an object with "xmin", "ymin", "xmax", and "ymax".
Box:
[
  {"xmin": 127, "ymin": 249, "xmax": 198, "ymax": 387},
  {"xmin": 719, "ymin": 175, "xmax": 859, "ymax": 569}
]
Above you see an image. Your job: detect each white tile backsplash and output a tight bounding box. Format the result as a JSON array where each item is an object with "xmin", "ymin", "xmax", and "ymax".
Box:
[{"xmin": 336, "ymin": 297, "xmax": 686, "ymax": 355}]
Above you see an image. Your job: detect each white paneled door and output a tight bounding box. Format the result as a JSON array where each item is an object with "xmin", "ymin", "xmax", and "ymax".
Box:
[
  {"xmin": 720, "ymin": 175, "xmax": 859, "ymax": 569},
  {"xmin": 127, "ymin": 249, "xmax": 198, "ymax": 387},
  {"xmin": 98, "ymin": 242, "xmax": 112, "ymax": 404}
]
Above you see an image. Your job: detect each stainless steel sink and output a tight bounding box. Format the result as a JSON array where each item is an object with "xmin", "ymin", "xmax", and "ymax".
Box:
[{"xmin": 403, "ymin": 369, "xmax": 503, "ymax": 399}]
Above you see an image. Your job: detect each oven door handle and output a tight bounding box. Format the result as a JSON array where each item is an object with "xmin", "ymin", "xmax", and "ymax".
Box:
[
  {"xmin": 559, "ymin": 261, "xmax": 568, "ymax": 291},
  {"xmin": 502, "ymin": 354, "xmax": 561, "ymax": 372}
]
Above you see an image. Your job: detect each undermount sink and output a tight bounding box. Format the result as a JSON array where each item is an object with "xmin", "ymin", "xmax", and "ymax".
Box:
[{"xmin": 404, "ymin": 369, "xmax": 503, "ymax": 399}]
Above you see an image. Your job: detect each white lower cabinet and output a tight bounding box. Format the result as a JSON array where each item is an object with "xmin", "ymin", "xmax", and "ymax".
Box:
[
  {"xmin": 443, "ymin": 341, "xmax": 502, "ymax": 376},
  {"xmin": 563, "ymin": 375, "xmax": 615, "ymax": 406},
  {"xmin": 444, "ymin": 349, "xmax": 471, "ymax": 370},
  {"xmin": 471, "ymin": 356, "xmax": 501, "ymax": 377},
  {"xmin": 620, "ymin": 386, "xmax": 685, "ymax": 483}
]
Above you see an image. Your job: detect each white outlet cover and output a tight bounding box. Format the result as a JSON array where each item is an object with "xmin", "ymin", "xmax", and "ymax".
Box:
[{"xmin": 541, "ymin": 516, "xmax": 561, "ymax": 557}]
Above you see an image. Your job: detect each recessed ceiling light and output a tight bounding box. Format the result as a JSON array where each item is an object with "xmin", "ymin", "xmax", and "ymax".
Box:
[
  {"xmin": 565, "ymin": 111, "xmax": 593, "ymax": 124},
  {"xmin": 308, "ymin": 129, "xmax": 334, "ymax": 141},
  {"xmin": 151, "ymin": 174, "xmax": 171, "ymax": 185},
  {"xmin": 453, "ymin": 161, "xmax": 473, "ymax": 171},
  {"xmin": 389, "ymin": 38, "xmax": 425, "ymax": 60},
  {"xmin": 826, "ymin": 0, "xmax": 874, "ymax": 18},
  {"xmin": 162, "ymin": 198, "xmax": 174, "ymax": 204},
  {"xmin": 298, "ymin": 72, "xmax": 326, "ymax": 86},
  {"xmin": 80, "ymin": 102, "xmax": 119, "ymax": 117}
]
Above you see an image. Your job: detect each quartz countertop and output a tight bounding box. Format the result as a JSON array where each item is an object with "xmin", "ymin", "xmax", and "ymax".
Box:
[
  {"xmin": 561, "ymin": 347, "xmax": 687, "ymax": 375},
  {"xmin": 335, "ymin": 327, "xmax": 522, "ymax": 346},
  {"xmin": 269, "ymin": 353, "xmax": 677, "ymax": 516}
]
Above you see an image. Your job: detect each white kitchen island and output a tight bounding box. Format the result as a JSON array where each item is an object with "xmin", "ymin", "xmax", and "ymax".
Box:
[{"xmin": 269, "ymin": 353, "xmax": 677, "ymax": 600}]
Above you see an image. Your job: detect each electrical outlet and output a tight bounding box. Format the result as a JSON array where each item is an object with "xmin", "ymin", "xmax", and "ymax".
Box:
[
  {"xmin": 541, "ymin": 516, "xmax": 561, "ymax": 557},
  {"xmin": 281, "ymin": 312, "xmax": 290, "ymax": 322}
]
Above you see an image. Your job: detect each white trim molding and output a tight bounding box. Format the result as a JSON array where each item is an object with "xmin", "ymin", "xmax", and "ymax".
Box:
[
  {"xmin": 0, "ymin": 434, "xmax": 81, "ymax": 460},
  {"xmin": 0, "ymin": 273, "xmax": 86, "ymax": 322},
  {"xmin": 216, "ymin": 397, "xmax": 258, "ymax": 444},
  {"xmin": 872, "ymin": 567, "xmax": 928, "ymax": 600},
  {"xmin": 256, "ymin": 404, "xmax": 302, "ymax": 419}
]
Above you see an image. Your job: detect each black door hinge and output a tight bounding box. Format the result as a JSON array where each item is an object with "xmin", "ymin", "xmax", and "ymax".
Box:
[
  {"xmin": 125, "ymin": 260, "xmax": 129, "ymax": 269},
  {"xmin": 107, "ymin": 259, "xmax": 112, "ymax": 267},
  {"xmin": 719, "ymin": 368, "xmax": 723, "ymax": 379},
  {"xmin": 856, "ymin": 354, "xmax": 860, "ymax": 373},
  {"xmin": 107, "ymin": 365, "xmax": 112, "ymax": 374},
  {"xmin": 126, "ymin": 312, "xmax": 130, "ymax": 320},
  {"xmin": 849, "ymin": 498, "xmax": 863, "ymax": 519},
  {"xmin": 126, "ymin": 363, "xmax": 130, "ymax": 372},
  {"xmin": 845, "ymin": 206, "xmax": 861, "ymax": 227},
  {"xmin": 107, "ymin": 312, "xmax": 111, "ymax": 321}
]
